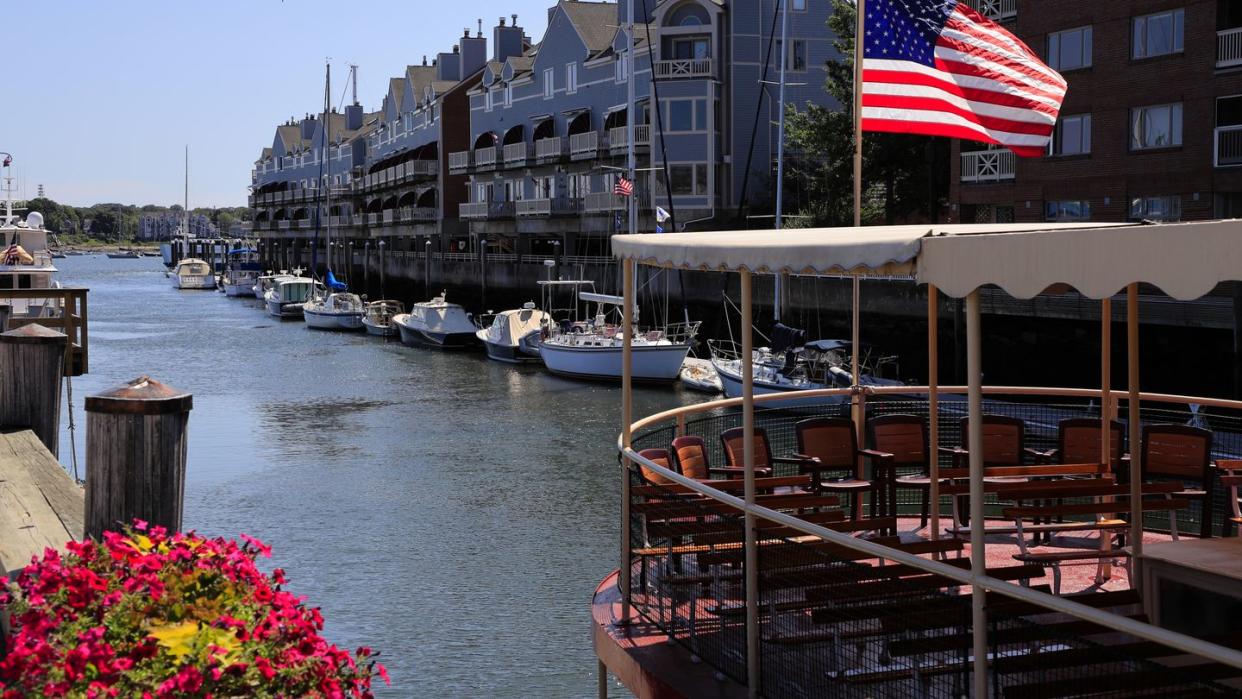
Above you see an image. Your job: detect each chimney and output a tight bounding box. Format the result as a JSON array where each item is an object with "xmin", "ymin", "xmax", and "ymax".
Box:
[
  {"xmin": 438, "ymin": 46, "xmax": 463, "ymax": 81},
  {"xmin": 422, "ymin": 55, "xmax": 428, "ymax": 66},
  {"xmin": 478, "ymin": 19, "xmax": 484, "ymax": 38},
  {"xmin": 345, "ymin": 103, "xmax": 363, "ymax": 130},
  {"xmin": 460, "ymin": 26, "xmax": 488, "ymax": 77},
  {"xmin": 499, "ymin": 16, "xmax": 506, "ymax": 27},
  {"xmin": 493, "ymin": 15, "xmax": 524, "ymax": 63}
]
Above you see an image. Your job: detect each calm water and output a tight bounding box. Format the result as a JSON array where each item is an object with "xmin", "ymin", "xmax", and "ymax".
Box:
[{"xmin": 55, "ymin": 255, "xmax": 702, "ymax": 698}]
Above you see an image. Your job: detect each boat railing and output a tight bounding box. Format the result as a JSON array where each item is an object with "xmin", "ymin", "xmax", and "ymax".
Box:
[
  {"xmin": 660, "ymin": 320, "xmax": 701, "ymax": 345},
  {"xmin": 617, "ymin": 385, "xmax": 1242, "ymax": 695},
  {"xmin": 0, "ymin": 287, "xmax": 89, "ymax": 376}
]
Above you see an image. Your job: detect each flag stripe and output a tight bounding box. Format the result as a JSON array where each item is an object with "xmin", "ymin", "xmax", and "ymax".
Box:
[
  {"xmin": 934, "ymin": 43, "xmax": 1067, "ymax": 98},
  {"xmin": 863, "ymin": 92, "xmax": 1054, "ymax": 135},
  {"xmin": 863, "ymin": 63, "xmax": 1063, "ymax": 115},
  {"xmin": 945, "ymin": 11, "xmax": 1066, "ymax": 88},
  {"xmin": 938, "ymin": 28, "xmax": 1065, "ymax": 90},
  {"xmin": 861, "ymin": 113, "xmax": 1048, "ymax": 157},
  {"xmin": 862, "ymin": 105, "xmax": 1054, "ymax": 146}
]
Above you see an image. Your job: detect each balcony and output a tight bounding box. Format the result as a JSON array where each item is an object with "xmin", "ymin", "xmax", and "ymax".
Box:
[
  {"xmin": 960, "ymin": 149, "xmax": 1015, "ymax": 183},
  {"xmin": 475, "ymin": 146, "xmax": 497, "ymax": 171},
  {"xmin": 609, "ymin": 125, "xmax": 651, "ymax": 154},
  {"xmin": 448, "ymin": 150, "xmax": 472, "ymax": 174},
  {"xmin": 584, "ymin": 191, "xmax": 625, "ymax": 213},
  {"xmin": 503, "ymin": 143, "xmax": 532, "ymax": 169},
  {"xmin": 1215, "ymin": 125, "xmax": 1242, "ymax": 167},
  {"xmin": 652, "ymin": 59, "xmax": 713, "ymax": 80},
  {"xmin": 535, "ymin": 136, "xmax": 566, "ymax": 163},
  {"xmin": 1219, "ymin": 27, "xmax": 1242, "ymax": 69},
  {"xmin": 364, "ymin": 161, "xmax": 438, "ymax": 189},
  {"xmin": 964, "ymin": 0, "xmax": 1015, "ymax": 21},
  {"xmin": 460, "ymin": 201, "xmax": 515, "ymax": 220},
  {"xmin": 398, "ymin": 206, "xmax": 438, "ymax": 222},
  {"xmin": 516, "ymin": 197, "xmax": 582, "ymax": 217},
  {"xmin": 570, "ymin": 132, "xmax": 600, "ymax": 160}
]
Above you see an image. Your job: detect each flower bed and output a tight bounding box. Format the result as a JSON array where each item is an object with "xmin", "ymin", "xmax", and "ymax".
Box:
[{"xmin": 0, "ymin": 521, "xmax": 387, "ymax": 698}]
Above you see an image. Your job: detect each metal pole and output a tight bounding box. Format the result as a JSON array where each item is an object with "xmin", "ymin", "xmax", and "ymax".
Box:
[
  {"xmin": 1101, "ymin": 298, "xmax": 1112, "ymax": 468},
  {"xmin": 627, "ymin": 0, "xmax": 637, "ymax": 238},
  {"xmin": 852, "ymin": 276, "xmax": 863, "ymax": 443},
  {"xmin": 741, "ymin": 270, "xmax": 759, "ymax": 698},
  {"xmin": 928, "ymin": 284, "xmax": 940, "ymax": 540},
  {"xmin": 774, "ymin": 0, "xmax": 790, "ymax": 322},
  {"xmin": 620, "ymin": 258, "xmax": 635, "ymax": 622},
  {"xmin": 853, "ymin": 0, "xmax": 865, "ymax": 227},
  {"xmin": 1128, "ymin": 284, "xmax": 1143, "ymax": 561},
  {"xmin": 597, "ymin": 660, "xmax": 608, "ymax": 699},
  {"xmin": 966, "ymin": 290, "xmax": 988, "ymax": 698}
]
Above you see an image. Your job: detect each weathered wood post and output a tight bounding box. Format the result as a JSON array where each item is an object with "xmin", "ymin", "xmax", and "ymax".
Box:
[
  {"xmin": 0, "ymin": 303, "xmax": 11, "ymax": 332},
  {"xmin": 0, "ymin": 324, "xmax": 66, "ymax": 456},
  {"xmin": 84, "ymin": 376, "xmax": 192, "ymax": 539}
]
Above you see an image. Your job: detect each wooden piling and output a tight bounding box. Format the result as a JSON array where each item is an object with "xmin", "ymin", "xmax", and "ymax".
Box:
[
  {"xmin": 0, "ymin": 304, "xmax": 10, "ymax": 332},
  {"xmin": 84, "ymin": 376, "xmax": 192, "ymax": 540},
  {"xmin": 0, "ymin": 324, "xmax": 66, "ymax": 457}
]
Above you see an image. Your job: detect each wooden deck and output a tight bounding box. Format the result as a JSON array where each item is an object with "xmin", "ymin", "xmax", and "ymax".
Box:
[{"xmin": 0, "ymin": 428, "xmax": 83, "ymax": 575}]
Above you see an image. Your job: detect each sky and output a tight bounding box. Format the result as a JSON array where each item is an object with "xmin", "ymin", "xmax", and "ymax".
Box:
[{"xmin": 3, "ymin": 1, "xmax": 561, "ymax": 208}]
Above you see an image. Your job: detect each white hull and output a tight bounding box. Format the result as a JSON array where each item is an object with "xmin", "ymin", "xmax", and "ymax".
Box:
[
  {"xmin": 714, "ymin": 359, "xmax": 845, "ymax": 408},
  {"xmin": 394, "ymin": 316, "xmax": 478, "ymax": 349},
  {"xmin": 172, "ymin": 275, "xmax": 216, "ymax": 290},
  {"xmin": 680, "ymin": 357, "xmax": 723, "ymax": 394},
  {"xmin": 304, "ymin": 308, "xmax": 364, "ymax": 330},
  {"xmin": 223, "ymin": 283, "xmax": 254, "ymax": 297},
  {"xmin": 362, "ymin": 318, "xmax": 397, "ymax": 337},
  {"xmin": 266, "ymin": 299, "xmax": 304, "ymax": 318},
  {"xmin": 540, "ymin": 342, "xmax": 690, "ymax": 382}
]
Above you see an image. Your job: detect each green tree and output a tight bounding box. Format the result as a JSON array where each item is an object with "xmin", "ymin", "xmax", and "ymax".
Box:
[{"xmin": 784, "ymin": 0, "xmax": 948, "ymax": 227}]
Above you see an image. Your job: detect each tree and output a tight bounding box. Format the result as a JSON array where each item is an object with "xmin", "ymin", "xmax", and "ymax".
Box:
[{"xmin": 784, "ymin": 0, "xmax": 948, "ymax": 227}]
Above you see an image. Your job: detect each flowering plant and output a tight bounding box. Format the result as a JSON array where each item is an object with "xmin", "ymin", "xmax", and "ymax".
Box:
[{"xmin": 0, "ymin": 521, "xmax": 387, "ymax": 698}]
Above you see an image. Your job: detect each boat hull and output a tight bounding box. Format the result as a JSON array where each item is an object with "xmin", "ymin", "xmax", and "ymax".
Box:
[
  {"xmin": 266, "ymin": 300, "xmax": 304, "ymax": 319},
  {"xmin": 362, "ymin": 318, "xmax": 396, "ymax": 337},
  {"xmin": 303, "ymin": 309, "xmax": 364, "ymax": 331},
  {"xmin": 714, "ymin": 360, "xmax": 845, "ymax": 409},
  {"xmin": 172, "ymin": 276, "xmax": 216, "ymax": 290},
  {"xmin": 395, "ymin": 319, "xmax": 478, "ymax": 349},
  {"xmin": 222, "ymin": 283, "xmax": 254, "ymax": 297},
  {"xmin": 540, "ymin": 343, "xmax": 689, "ymax": 382}
]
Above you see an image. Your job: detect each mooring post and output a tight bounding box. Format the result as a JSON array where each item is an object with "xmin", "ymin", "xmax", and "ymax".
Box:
[
  {"xmin": 84, "ymin": 376, "xmax": 192, "ymax": 539},
  {"xmin": 0, "ymin": 324, "xmax": 67, "ymax": 457},
  {"xmin": 0, "ymin": 303, "xmax": 10, "ymax": 332}
]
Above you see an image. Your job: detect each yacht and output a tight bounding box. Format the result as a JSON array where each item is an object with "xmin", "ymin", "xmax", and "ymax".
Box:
[
  {"xmin": 253, "ymin": 271, "xmax": 293, "ymax": 300},
  {"xmin": 265, "ymin": 277, "xmax": 316, "ymax": 318},
  {"xmin": 539, "ymin": 290, "xmax": 699, "ymax": 382},
  {"xmin": 475, "ymin": 302, "xmax": 547, "ymax": 363},
  {"xmin": 362, "ymin": 300, "xmax": 404, "ymax": 337},
  {"xmin": 392, "ymin": 291, "xmax": 478, "ymax": 348},
  {"xmin": 303, "ymin": 291, "xmax": 365, "ymax": 331},
  {"xmin": 0, "ymin": 206, "xmax": 62, "ymax": 322},
  {"xmin": 220, "ymin": 248, "xmax": 261, "ymax": 297},
  {"xmin": 170, "ymin": 258, "xmax": 215, "ymax": 290}
]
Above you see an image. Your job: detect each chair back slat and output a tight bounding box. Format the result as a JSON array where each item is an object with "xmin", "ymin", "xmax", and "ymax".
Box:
[
  {"xmin": 1058, "ymin": 418, "xmax": 1124, "ymax": 468},
  {"xmin": 671, "ymin": 435, "xmax": 710, "ymax": 480},
  {"xmin": 720, "ymin": 427, "xmax": 773, "ymax": 470},
  {"xmin": 1142, "ymin": 425, "xmax": 1212, "ymax": 481},
  {"xmin": 868, "ymin": 415, "xmax": 927, "ymax": 468},
  {"xmin": 637, "ymin": 448, "xmax": 674, "ymax": 485},
  {"xmin": 795, "ymin": 418, "xmax": 857, "ymax": 470},
  {"xmin": 962, "ymin": 415, "xmax": 1025, "ymax": 467}
]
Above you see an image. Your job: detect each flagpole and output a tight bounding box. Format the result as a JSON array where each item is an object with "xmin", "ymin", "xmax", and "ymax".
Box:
[{"xmin": 853, "ymin": 0, "xmax": 864, "ymax": 228}]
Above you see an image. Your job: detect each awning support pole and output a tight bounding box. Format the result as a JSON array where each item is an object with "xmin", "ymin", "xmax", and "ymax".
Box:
[
  {"xmin": 1128, "ymin": 284, "xmax": 1143, "ymax": 563},
  {"xmin": 741, "ymin": 270, "xmax": 759, "ymax": 697},
  {"xmin": 1101, "ymin": 297, "xmax": 1113, "ymax": 580},
  {"xmin": 928, "ymin": 285, "xmax": 940, "ymax": 540},
  {"xmin": 852, "ymin": 276, "xmax": 863, "ymax": 438},
  {"xmin": 966, "ymin": 290, "xmax": 988, "ymax": 697},
  {"xmin": 620, "ymin": 258, "xmax": 634, "ymax": 622}
]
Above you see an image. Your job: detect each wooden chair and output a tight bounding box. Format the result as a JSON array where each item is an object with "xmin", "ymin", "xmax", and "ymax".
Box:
[
  {"xmin": 1216, "ymin": 460, "xmax": 1242, "ymax": 536},
  {"xmin": 715, "ymin": 427, "xmax": 782, "ymax": 479},
  {"xmin": 636, "ymin": 448, "xmax": 675, "ymax": 486},
  {"xmin": 1139, "ymin": 424, "xmax": 1215, "ymax": 538},
  {"xmin": 671, "ymin": 435, "xmax": 770, "ymax": 481},
  {"xmin": 1047, "ymin": 418, "xmax": 1126, "ymax": 471},
  {"xmin": 791, "ymin": 418, "xmax": 882, "ymax": 521},
  {"xmin": 867, "ymin": 414, "xmax": 933, "ymax": 530},
  {"xmin": 951, "ymin": 414, "xmax": 1043, "ymax": 472}
]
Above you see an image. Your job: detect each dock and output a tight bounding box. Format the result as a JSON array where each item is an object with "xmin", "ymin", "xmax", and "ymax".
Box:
[{"xmin": 0, "ymin": 428, "xmax": 83, "ymax": 576}]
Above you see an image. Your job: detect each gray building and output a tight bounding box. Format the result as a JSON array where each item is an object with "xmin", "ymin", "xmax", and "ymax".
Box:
[
  {"xmin": 248, "ymin": 0, "xmax": 838, "ymax": 259},
  {"xmin": 139, "ymin": 211, "xmax": 216, "ymax": 240}
]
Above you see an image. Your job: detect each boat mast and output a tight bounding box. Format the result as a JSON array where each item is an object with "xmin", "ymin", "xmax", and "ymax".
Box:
[
  {"xmin": 773, "ymin": 0, "xmax": 790, "ymax": 322},
  {"xmin": 183, "ymin": 146, "xmax": 189, "ymax": 238},
  {"xmin": 323, "ymin": 61, "xmax": 332, "ymax": 278},
  {"xmin": 626, "ymin": 0, "xmax": 640, "ymax": 321}
]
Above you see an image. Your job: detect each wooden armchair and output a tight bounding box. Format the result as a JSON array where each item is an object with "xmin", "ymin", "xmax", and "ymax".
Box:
[
  {"xmin": 950, "ymin": 415, "xmax": 1043, "ymax": 477},
  {"xmin": 636, "ymin": 448, "xmax": 675, "ymax": 486},
  {"xmin": 792, "ymin": 417, "xmax": 884, "ymax": 521},
  {"xmin": 1047, "ymin": 418, "xmax": 1126, "ymax": 471},
  {"xmin": 1216, "ymin": 459, "xmax": 1242, "ymax": 537},
  {"xmin": 867, "ymin": 414, "xmax": 933, "ymax": 530},
  {"xmin": 716, "ymin": 427, "xmax": 787, "ymax": 479},
  {"xmin": 1139, "ymin": 424, "xmax": 1215, "ymax": 538},
  {"xmin": 671, "ymin": 435, "xmax": 771, "ymax": 481}
]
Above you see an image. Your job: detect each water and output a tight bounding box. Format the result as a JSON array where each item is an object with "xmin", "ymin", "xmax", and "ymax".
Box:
[{"xmin": 55, "ymin": 255, "xmax": 703, "ymax": 698}]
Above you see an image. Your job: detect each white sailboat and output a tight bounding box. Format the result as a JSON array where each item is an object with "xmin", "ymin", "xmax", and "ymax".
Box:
[
  {"xmin": 300, "ymin": 63, "xmax": 364, "ymax": 331},
  {"xmin": 362, "ymin": 299, "xmax": 404, "ymax": 337}
]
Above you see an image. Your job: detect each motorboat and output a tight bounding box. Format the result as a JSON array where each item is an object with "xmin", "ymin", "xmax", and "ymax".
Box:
[
  {"xmin": 253, "ymin": 271, "xmax": 293, "ymax": 300},
  {"xmin": 303, "ymin": 291, "xmax": 365, "ymax": 331},
  {"xmin": 0, "ymin": 188, "xmax": 62, "ymax": 322},
  {"xmin": 220, "ymin": 248, "xmax": 261, "ymax": 297},
  {"xmin": 538, "ymin": 288, "xmax": 699, "ymax": 382},
  {"xmin": 107, "ymin": 250, "xmax": 141, "ymax": 259},
  {"xmin": 392, "ymin": 291, "xmax": 479, "ymax": 349},
  {"xmin": 264, "ymin": 277, "xmax": 316, "ymax": 318},
  {"xmin": 475, "ymin": 302, "xmax": 547, "ymax": 363},
  {"xmin": 362, "ymin": 299, "xmax": 404, "ymax": 337},
  {"xmin": 170, "ymin": 258, "xmax": 216, "ymax": 290},
  {"xmin": 679, "ymin": 357, "xmax": 723, "ymax": 394}
]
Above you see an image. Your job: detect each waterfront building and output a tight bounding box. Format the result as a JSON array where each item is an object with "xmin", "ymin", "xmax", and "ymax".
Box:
[
  {"xmin": 138, "ymin": 211, "xmax": 216, "ymax": 241},
  {"xmin": 949, "ymin": 0, "xmax": 1242, "ymax": 223},
  {"xmin": 248, "ymin": 0, "xmax": 840, "ymax": 264}
]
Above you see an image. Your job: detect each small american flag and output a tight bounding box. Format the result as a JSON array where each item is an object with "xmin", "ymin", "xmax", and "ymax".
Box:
[
  {"xmin": 2, "ymin": 243, "xmax": 19, "ymax": 266},
  {"xmin": 862, "ymin": 0, "xmax": 1066, "ymax": 157},
  {"xmin": 613, "ymin": 176, "xmax": 634, "ymax": 197}
]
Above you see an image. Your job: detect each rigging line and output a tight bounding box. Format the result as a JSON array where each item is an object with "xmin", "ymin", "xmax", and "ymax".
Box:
[
  {"xmin": 65, "ymin": 374, "xmax": 80, "ymax": 483},
  {"xmin": 734, "ymin": 0, "xmax": 784, "ymax": 225},
  {"xmin": 723, "ymin": 292, "xmax": 772, "ymax": 344}
]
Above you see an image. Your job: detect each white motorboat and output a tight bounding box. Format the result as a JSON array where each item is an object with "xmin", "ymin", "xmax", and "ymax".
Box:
[
  {"xmin": 265, "ymin": 277, "xmax": 316, "ymax": 318},
  {"xmin": 538, "ymin": 290, "xmax": 699, "ymax": 382},
  {"xmin": 220, "ymin": 247, "xmax": 261, "ymax": 297},
  {"xmin": 0, "ymin": 171, "xmax": 62, "ymax": 322},
  {"xmin": 392, "ymin": 291, "xmax": 479, "ymax": 349},
  {"xmin": 475, "ymin": 302, "xmax": 547, "ymax": 363},
  {"xmin": 253, "ymin": 271, "xmax": 293, "ymax": 300},
  {"xmin": 362, "ymin": 299, "xmax": 404, "ymax": 337},
  {"xmin": 303, "ymin": 291, "xmax": 365, "ymax": 331},
  {"xmin": 170, "ymin": 258, "xmax": 216, "ymax": 290},
  {"xmin": 710, "ymin": 335, "xmax": 902, "ymax": 408},
  {"xmin": 679, "ymin": 357, "xmax": 723, "ymax": 394}
]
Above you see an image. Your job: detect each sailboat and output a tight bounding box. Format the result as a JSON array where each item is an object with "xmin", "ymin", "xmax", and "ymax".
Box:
[
  {"xmin": 301, "ymin": 63, "xmax": 364, "ymax": 331},
  {"xmin": 169, "ymin": 148, "xmax": 215, "ymax": 290}
]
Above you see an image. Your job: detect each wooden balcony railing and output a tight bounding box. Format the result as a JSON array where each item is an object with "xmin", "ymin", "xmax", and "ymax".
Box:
[
  {"xmin": 1215, "ymin": 125, "xmax": 1242, "ymax": 167},
  {"xmin": 535, "ymin": 136, "xmax": 566, "ymax": 162},
  {"xmin": 1219, "ymin": 27, "xmax": 1242, "ymax": 69},
  {"xmin": 503, "ymin": 143, "xmax": 532, "ymax": 168},
  {"xmin": 964, "ymin": 0, "xmax": 1015, "ymax": 21},
  {"xmin": 609, "ymin": 125, "xmax": 651, "ymax": 152},
  {"xmin": 448, "ymin": 151, "xmax": 472, "ymax": 173},
  {"xmin": 475, "ymin": 146, "xmax": 497, "ymax": 170}
]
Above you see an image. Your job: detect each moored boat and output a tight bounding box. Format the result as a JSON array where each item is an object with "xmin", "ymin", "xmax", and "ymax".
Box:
[
  {"xmin": 170, "ymin": 258, "xmax": 216, "ymax": 290},
  {"xmin": 265, "ymin": 277, "xmax": 316, "ymax": 318},
  {"xmin": 0, "ymin": 199, "xmax": 62, "ymax": 321},
  {"xmin": 392, "ymin": 291, "xmax": 478, "ymax": 349},
  {"xmin": 362, "ymin": 299, "xmax": 404, "ymax": 337},
  {"xmin": 679, "ymin": 357, "xmax": 722, "ymax": 393},
  {"xmin": 303, "ymin": 291, "xmax": 365, "ymax": 331},
  {"xmin": 710, "ymin": 335, "xmax": 901, "ymax": 408},
  {"xmin": 220, "ymin": 248, "xmax": 261, "ymax": 297},
  {"xmin": 475, "ymin": 302, "xmax": 547, "ymax": 363}
]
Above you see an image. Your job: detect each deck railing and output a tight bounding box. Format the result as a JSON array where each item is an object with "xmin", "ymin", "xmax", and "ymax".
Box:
[
  {"xmin": 652, "ymin": 59, "xmax": 713, "ymax": 79},
  {"xmin": 609, "ymin": 125, "xmax": 651, "ymax": 152},
  {"xmin": 584, "ymin": 191, "xmax": 625, "ymax": 213},
  {"xmin": 448, "ymin": 150, "xmax": 471, "ymax": 173},
  {"xmin": 964, "ymin": 0, "xmax": 1016, "ymax": 21},
  {"xmin": 1, "ymin": 288, "xmax": 89, "ymax": 376},
  {"xmin": 1219, "ymin": 27, "xmax": 1242, "ymax": 69},
  {"xmin": 502, "ymin": 143, "xmax": 532, "ymax": 168},
  {"xmin": 569, "ymin": 132, "xmax": 599, "ymax": 160},
  {"xmin": 960, "ymin": 149, "xmax": 1016, "ymax": 182},
  {"xmin": 618, "ymin": 385, "xmax": 1242, "ymax": 696},
  {"xmin": 474, "ymin": 146, "xmax": 497, "ymax": 170},
  {"xmin": 535, "ymin": 136, "xmax": 566, "ymax": 162},
  {"xmin": 1215, "ymin": 125, "xmax": 1242, "ymax": 167}
]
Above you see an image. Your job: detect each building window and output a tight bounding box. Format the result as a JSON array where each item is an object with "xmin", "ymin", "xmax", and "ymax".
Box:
[
  {"xmin": 791, "ymin": 40, "xmax": 807, "ymax": 71},
  {"xmin": 1130, "ymin": 103, "xmax": 1183, "ymax": 150},
  {"xmin": 792, "ymin": 0, "xmax": 806, "ymax": 9},
  {"xmin": 667, "ymin": 99, "xmax": 707, "ymax": 132},
  {"xmin": 1133, "ymin": 9, "xmax": 1184, "ymax": 59},
  {"xmin": 485, "ymin": 88, "xmax": 495, "ymax": 112},
  {"xmin": 566, "ymin": 63, "xmax": 578, "ymax": 94},
  {"xmin": 1048, "ymin": 113, "xmax": 1091, "ymax": 156},
  {"xmin": 1129, "ymin": 195, "xmax": 1180, "ymax": 221},
  {"xmin": 616, "ymin": 54, "xmax": 629, "ymax": 83},
  {"xmin": 664, "ymin": 164, "xmax": 708, "ymax": 196},
  {"xmin": 504, "ymin": 85, "xmax": 513, "ymax": 108},
  {"xmin": 544, "ymin": 68, "xmax": 554, "ymax": 99},
  {"xmin": 671, "ymin": 37, "xmax": 710, "ymax": 60},
  {"xmin": 1047, "ymin": 26, "xmax": 1092, "ymax": 71},
  {"xmin": 1045, "ymin": 200, "xmax": 1091, "ymax": 221}
]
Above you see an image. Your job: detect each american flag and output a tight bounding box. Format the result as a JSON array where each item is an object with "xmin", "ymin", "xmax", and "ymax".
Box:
[
  {"xmin": 2, "ymin": 243, "xmax": 19, "ymax": 266},
  {"xmin": 861, "ymin": 0, "xmax": 1067, "ymax": 157},
  {"xmin": 613, "ymin": 176, "xmax": 634, "ymax": 197}
]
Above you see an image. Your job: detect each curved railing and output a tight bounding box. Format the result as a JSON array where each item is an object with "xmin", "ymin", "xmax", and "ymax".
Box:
[{"xmin": 615, "ymin": 385, "xmax": 1242, "ymax": 696}]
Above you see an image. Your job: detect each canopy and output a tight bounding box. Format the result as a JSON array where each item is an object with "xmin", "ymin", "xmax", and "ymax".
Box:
[
  {"xmin": 227, "ymin": 248, "xmax": 255, "ymax": 255},
  {"xmin": 325, "ymin": 269, "xmax": 348, "ymax": 292}
]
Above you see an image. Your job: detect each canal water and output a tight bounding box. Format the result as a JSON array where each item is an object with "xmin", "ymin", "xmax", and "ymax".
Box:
[{"xmin": 56, "ymin": 255, "xmax": 703, "ymax": 698}]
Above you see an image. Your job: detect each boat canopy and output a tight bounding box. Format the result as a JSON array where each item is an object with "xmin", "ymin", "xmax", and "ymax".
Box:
[
  {"xmin": 227, "ymin": 248, "xmax": 256, "ymax": 255},
  {"xmin": 325, "ymin": 269, "xmax": 348, "ymax": 291},
  {"xmin": 612, "ymin": 220, "xmax": 1242, "ymax": 300}
]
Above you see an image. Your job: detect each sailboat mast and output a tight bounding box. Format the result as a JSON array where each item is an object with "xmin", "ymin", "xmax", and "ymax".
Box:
[
  {"xmin": 183, "ymin": 146, "xmax": 189, "ymax": 237},
  {"xmin": 773, "ymin": 0, "xmax": 790, "ymax": 321},
  {"xmin": 323, "ymin": 62, "xmax": 332, "ymax": 267}
]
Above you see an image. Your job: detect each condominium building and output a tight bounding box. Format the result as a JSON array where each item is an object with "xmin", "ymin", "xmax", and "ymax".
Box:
[{"xmin": 949, "ymin": 0, "xmax": 1242, "ymax": 224}]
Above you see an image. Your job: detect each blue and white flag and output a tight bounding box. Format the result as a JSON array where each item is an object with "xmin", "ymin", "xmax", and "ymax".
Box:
[{"xmin": 655, "ymin": 206, "xmax": 670, "ymax": 224}]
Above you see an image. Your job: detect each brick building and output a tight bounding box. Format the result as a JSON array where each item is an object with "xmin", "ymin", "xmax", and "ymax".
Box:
[{"xmin": 949, "ymin": 0, "xmax": 1242, "ymax": 224}]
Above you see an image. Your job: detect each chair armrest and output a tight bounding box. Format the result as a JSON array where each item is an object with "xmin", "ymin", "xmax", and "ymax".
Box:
[
  {"xmin": 709, "ymin": 466, "xmax": 773, "ymax": 477},
  {"xmin": 859, "ymin": 448, "xmax": 895, "ymax": 461},
  {"xmin": 1024, "ymin": 448, "xmax": 1054, "ymax": 464},
  {"xmin": 938, "ymin": 446, "xmax": 966, "ymax": 455},
  {"xmin": 773, "ymin": 455, "xmax": 815, "ymax": 465}
]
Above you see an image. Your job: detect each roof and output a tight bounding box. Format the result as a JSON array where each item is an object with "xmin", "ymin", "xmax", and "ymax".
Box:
[
  {"xmin": 275, "ymin": 125, "xmax": 306, "ymax": 151},
  {"xmin": 561, "ymin": 1, "xmax": 618, "ymax": 55},
  {"xmin": 388, "ymin": 77, "xmax": 406, "ymax": 111},
  {"xmin": 405, "ymin": 65, "xmax": 437, "ymax": 97},
  {"xmin": 507, "ymin": 55, "xmax": 535, "ymax": 77}
]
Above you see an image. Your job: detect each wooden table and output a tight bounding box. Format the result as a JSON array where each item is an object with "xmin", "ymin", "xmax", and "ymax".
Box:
[{"xmin": 1139, "ymin": 538, "xmax": 1242, "ymax": 636}]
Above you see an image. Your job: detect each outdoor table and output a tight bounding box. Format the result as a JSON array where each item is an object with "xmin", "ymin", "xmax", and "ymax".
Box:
[{"xmin": 1138, "ymin": 537, "xmax": 1242, "ymax": 636}]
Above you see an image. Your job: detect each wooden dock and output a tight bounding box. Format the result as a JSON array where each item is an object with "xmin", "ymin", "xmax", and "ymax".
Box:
[{"xmin": 0, "ymin": 428, "xmax": 83, "ymax": 576}]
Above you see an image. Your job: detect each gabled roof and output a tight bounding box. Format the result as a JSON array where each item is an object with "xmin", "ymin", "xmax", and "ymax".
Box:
[
  {"xmin": 276, "ymin": 125, "xmax": 305, "ymax": 151},
  {"xmin": 560, "ymin": 1, "xmax": 618, "ymax": 56},
  {"xmin": 405, "ymin": 65, "xmax": 437, "ymax": 98},
  {"xmin": 388, "ymin": 77, "xmax": 406, "ymax": 111},
  {"xmin": 507, "ymin": 55, "xmax": 535, "ymax": 76}
]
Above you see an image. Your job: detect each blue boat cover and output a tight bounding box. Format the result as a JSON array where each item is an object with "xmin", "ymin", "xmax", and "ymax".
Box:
[
  {"xmin": 325, "ymin": 269, "xmax": 348, "ymax": 291},
  {"xmin": 227, "ymin": 248, "xmax": 256, "ymax": 255}
]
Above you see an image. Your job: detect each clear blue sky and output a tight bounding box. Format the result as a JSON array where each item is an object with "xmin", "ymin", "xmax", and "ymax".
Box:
[{"xmin": 4, "ymin": 1, "xmax": 559, "ymax": 208}]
